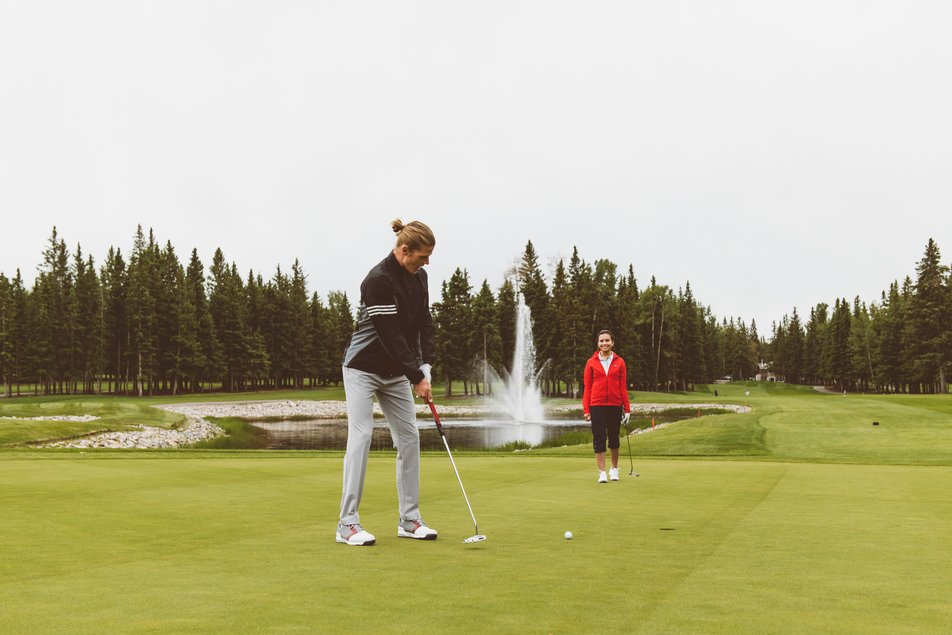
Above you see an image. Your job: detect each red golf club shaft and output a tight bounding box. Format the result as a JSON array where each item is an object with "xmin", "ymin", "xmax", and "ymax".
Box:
[{"xmin": 428, "ymin": 401, "xmax": 446, "ymax": 436}]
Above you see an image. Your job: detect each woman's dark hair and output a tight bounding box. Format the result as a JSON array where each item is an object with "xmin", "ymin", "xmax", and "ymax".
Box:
[{"xmin": 597, "ymin": 329, "xmax": 614, "ymax": 340}]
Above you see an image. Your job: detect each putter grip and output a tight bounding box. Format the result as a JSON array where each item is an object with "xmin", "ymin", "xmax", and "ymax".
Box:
[{"xmin": 428, "ymin": 401, "xmax": 446, "ymax": 436}]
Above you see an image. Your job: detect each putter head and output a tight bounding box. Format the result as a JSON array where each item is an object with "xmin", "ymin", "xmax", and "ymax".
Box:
[
  {"xmin": 630, "ymin": 471, "xmax": 640, "ymax": 477},
  {"xmin": 464, "ymin": 534, "xmax": 487, "ymax": 543}
]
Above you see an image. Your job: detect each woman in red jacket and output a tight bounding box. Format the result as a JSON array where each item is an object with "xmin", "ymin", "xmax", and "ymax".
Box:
[{"xmin": 582, "ymin": 330, "xmax": 631, "ymax": 483}]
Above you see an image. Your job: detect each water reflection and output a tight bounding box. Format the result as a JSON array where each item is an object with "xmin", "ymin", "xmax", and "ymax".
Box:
[{"xmin": 253, "ymin": 418, "xmax": 590, "ymax": 450}]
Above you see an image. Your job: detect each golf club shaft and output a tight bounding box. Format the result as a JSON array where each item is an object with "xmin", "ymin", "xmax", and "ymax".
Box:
[
  {"xmin": 441, "ymin": 436, "xmax": 479, "ymax": 534},
  {"xmin": 429, "ymin": 401, "xmax": 480, "ymax": 534},
  {"xmin": 625, "ymin": 425, "xmax": 634, "ymax": 472},
  {"xmin": 624, "ymin": 416, "xmax": 638, "ymax": 476},
  {"xmin": 625, "ymin": 426, "xmax": 635, "ymax": 472}
]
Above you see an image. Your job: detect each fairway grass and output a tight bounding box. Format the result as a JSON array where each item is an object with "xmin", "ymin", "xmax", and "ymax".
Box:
[
  {"xmin": 2, "ymin": 453, "xmax": 952, "ymax": 634},
  {"xmin": 632, "ymin": 383, "xmax": 952, "ymax": 465},
  {"xmin": 3, "ymin": 383, "xmax": 952, "ymax": 633}
]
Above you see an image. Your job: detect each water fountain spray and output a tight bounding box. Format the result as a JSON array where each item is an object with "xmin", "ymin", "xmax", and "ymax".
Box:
[{"xmin": 487, "ymin": 292, "xmax": 545, "ymax": 422}]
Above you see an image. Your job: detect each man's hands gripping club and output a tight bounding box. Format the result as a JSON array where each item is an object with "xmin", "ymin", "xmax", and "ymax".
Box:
[{"xmin": 415, "ymin": 363, "xmax": 433, "ymax": 403}]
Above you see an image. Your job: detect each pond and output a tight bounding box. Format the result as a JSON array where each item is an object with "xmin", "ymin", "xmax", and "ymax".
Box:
[{"xmin": 251, "ymin": 414, "xmax": 695, "ymax": 451}]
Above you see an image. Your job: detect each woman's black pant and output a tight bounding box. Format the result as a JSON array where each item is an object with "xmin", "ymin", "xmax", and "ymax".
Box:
[{"xmin": 590, "ymin": 405, "xmax": 623, "ymax": 454}]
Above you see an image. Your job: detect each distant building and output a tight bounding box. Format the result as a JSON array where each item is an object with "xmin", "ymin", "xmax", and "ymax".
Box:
[{"xmin": 755, "ymin": 360, "xmax": 783, "ymax": 382}]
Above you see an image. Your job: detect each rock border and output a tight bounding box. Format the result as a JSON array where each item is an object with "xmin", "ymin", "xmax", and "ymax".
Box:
[{"xmin": 33, "ymin": 400, "xmax": 750, "ymax": 449}]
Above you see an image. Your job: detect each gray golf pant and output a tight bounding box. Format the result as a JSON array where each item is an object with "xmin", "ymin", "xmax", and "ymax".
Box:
[{"xmin": 339, "ymin": 365, "xmax": 421, "ymax": 526}]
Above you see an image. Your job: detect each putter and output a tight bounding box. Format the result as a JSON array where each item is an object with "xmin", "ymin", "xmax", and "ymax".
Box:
[
  {"xmin": 622, "ymin": 413, "xmax": 639, "ymax": 477},
  {"xmin": 428, "ymin": 401, "xmax": 487, "ymax": 543}
]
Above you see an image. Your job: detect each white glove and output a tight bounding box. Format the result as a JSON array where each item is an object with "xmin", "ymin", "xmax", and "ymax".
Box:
[
  {"xmin": 420, "ymin": 363, "xmax": 432, "ymax": 383},
  {"xmin": 621, "ymin": 412, "xmax": 631, "ymax": 427}
]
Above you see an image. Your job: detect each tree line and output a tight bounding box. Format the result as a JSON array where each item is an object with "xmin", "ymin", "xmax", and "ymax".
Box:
[
  {"xmin": 0, "ymin": 227, "xmax": 355, "ymax": 396},
  {"xmin": 2, "ymin": 228, "xmax": 947, "ymax": 397},
  {"xmin": 0, "ymin": 228, "xmax": 765, "ymax": 397},
  {"xmin": 433, "ymin": 241, "xmax": 762, "ymax": 396},
  {"xmin": 767, "ymin": 238, "xmax": 951, "ymax": 394}
]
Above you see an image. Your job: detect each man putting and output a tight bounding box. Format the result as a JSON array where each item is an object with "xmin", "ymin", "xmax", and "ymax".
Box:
[{"xmin": 336, "ymin": 219, "xmax": 438, "ymax": 546}]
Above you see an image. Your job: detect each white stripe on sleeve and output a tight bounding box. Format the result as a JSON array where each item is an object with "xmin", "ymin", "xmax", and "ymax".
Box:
[{"xmin": 366, "ymin": 305, "xmax": 398, "ymax": 316}]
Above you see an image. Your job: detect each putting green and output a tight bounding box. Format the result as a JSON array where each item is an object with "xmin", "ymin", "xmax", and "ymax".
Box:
[{"xmin": 2, "ymin": 452, "xmax": 951, "ymax": 633}]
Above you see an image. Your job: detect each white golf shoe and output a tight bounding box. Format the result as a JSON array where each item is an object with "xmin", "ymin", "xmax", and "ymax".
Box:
[
  {"xmin": 336, "ymin": 522, "xmax": 375, "ymax": 546},
  {"xmin": 609, "ymin": 467, "xmax": 619, "ymax": 481},
  {"xmin": 598, "ymin": 471, "xmax": 608, "ymax": 483},
  {"xmin": 397, "ymin": 518, "xmax": 438, "ymax": 540}
]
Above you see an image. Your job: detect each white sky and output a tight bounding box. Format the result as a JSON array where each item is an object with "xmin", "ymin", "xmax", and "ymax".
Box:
[{"xmin": 2, "ymin": 1, "xmax": 950, "ymax": 331}]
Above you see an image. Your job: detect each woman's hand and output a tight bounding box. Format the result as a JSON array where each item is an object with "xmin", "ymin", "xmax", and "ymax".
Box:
[{"xmin": 583, "ymin": 412, "xmax": 590, "ymax": 421}]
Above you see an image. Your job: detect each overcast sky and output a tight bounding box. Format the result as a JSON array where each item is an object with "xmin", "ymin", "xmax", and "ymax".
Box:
[{"xmin": 2, "ymin": 1, "xmax": 950, "ymax": 331}]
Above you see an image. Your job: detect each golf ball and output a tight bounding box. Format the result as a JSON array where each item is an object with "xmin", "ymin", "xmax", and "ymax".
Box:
[{"xmin": 564, "ymin": 531, "xmax": 573, "ymax": 540}]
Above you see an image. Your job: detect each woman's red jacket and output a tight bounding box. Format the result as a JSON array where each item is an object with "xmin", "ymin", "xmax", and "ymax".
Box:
[{"xmin": 582, "ymin": 351, "xmax": 631, "ymax": 414}]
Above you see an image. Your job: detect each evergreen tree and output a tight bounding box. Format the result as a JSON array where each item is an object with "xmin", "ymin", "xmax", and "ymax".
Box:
[
  {"xmin": 703, "ymin": 311, "xmax": 723, "ymax": 382},
  {"xmin": 73, "ymin": 248, "xmax": 102, "ymax": 393},
  {"xmin": 496, "ymin": 278, "xmax": 517, "ymax": 374},
  {"xmin": 100, "ymin": 248, "xmax": 128, "ymax": 393},
  {"xmin": 567, "ymin": 248, "xmax": 596, "ymax": 391},
  {"xmin": 246, "ymin": 328, "xmax": 271, "ymax": 386},
  {"xmin": 0, "ymin": 273, "xmax": 10, "ymax": 395},
  {"xmin": 873, "ymin": 283, "xmax": 905, "ymax": 392},
  {"xmin": 771, "ymin": 318, "xmax": 787, "ymax": 380},
  {"xmin": 326, "ymin": 291, "xmax": 354, "ymax": 385},
  {"xmin": 261, "ymin": 267, "xmax": 290, "ymax": 387},
  {"xmin": 803, "ymin": 304, "xmax": 829, "ymax": 385},
  {"xmin": 154, "ymin": 242, "xmax": 186, "ymax": 394},
  {"xmin": 785, "ymin": 308, "xmax": 805, "ymax": 383},
  {"xmin": 170, "ymin": 258, "xmax": 201, "ymax": 396},
  {"xmin": 848, "ymin": 298, "xmax": 875, "ymax": 391},
  {"xmin": 677, "ymin": 282, "xmax": 706, "ymax": 388},
  {"xmin": 663, "ymin": 288, "xmax": 684, "ymax": 387},
  {"xmin": 34, "ymin": 227, "xmax": 74, "ymax": 393},
  {"xmin": 288, "ymin": 261, "xmax": 312, "ymax": 388},
  {"xmin": 184, "ymin": 249, "xmax": 219, "ymax": 392},
  {"xmin": 591, "ymin": 259, "xmax": 619, "ymax": 342},
  {"xmin": 517, "ymin": 241, "xmax": 552, "ymax": 392},
  {"xmin": 637, "ymin": 282, "xmax": 675, "ymax": 390},
  {"xmin": 308, "ymin": 293, "xmax": 331, "ymax": 385},
  {"xmin": 209, "ymin": 250, "xmax": 252, "ymax": 392},
  {"xmin": 471, "ymin": 280, "xmax": 502, "ymax": 395},
  {"xmin": 549, "ymin": 260, "xmax": 575, "ymax": 395},
  {"xmin": 904, "ymin": 239, "xmax": 950, "ymax": 393},
  {"xmin": 435, "ymin": 268, "xmax": 473, "ymax": 395},
  {"xmin": 750, "ymin": 320, "xmax": 766, "ymax": 376},
  {"xmin": 898, "ymin": 276, "xmax": 917, "ymax": 391},
  {"xmin": 829, "ymin": 299, "xmax": 852, "ymax": 391},
  {"xmin": 614, "ymin": 266, "xmax": 641, "ymax": 390},
  {"xmin": 8, "ymin": 271, "xmax": 29, "ymax": 395},
  {"xmin": 127, "ymin": 227, "xmax": 158, "ymax": 396},
  {"xmin": 722, "ymin": 318, "xmax": 745, "ymax": 380},
  {"xmin": 747, "ymin": 321, "xmax": 761, "ymax": 378}
]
